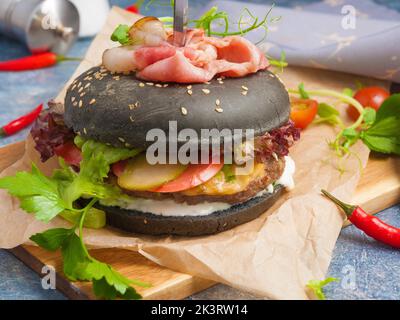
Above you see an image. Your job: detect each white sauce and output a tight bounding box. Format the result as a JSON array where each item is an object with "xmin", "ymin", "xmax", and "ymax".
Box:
[
  {"xmin": 277, "ymin": 156, "xmax": 296, "ymax": 190},
  {"xmin": 104, "ymin": 156, "xmax": 296, "ymax": 217}
]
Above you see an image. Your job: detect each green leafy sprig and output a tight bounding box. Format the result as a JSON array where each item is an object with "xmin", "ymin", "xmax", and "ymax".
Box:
[
  {"xmin": 112, "ymin": 3, "xmax": 279, "ymax": 45},
  {"xmin": 289, "ymin": 84, "xmax": 400, "ymax": 157},
  {"xmin": 0, "ymin": 139, "xmax": 148, "ymax": 300},
  {"xmin": 307, "ymin": 277, "xmax": 339, "ymax": 300}
]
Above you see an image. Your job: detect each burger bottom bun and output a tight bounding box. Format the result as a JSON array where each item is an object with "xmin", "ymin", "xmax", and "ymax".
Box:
[{"xmin": 93, "ymin": 185, "xmax": 283, "ymax": 237}]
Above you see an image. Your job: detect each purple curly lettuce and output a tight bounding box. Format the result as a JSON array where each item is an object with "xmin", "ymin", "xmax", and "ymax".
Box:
[
  {"xmin": 31, "ymin": 108, "xmax": 75, "ymax": 162},
  {"xmin": 255, "ymin": 121, "xmax": 300, "ymax": 162}
]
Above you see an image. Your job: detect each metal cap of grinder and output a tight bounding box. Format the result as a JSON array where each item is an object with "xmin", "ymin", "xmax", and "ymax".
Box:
[{"xmin": 0, "ymin": 0, "xmax": 80, "ymax": 55}]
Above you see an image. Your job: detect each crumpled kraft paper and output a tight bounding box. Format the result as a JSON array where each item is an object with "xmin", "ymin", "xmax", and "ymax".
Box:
[{"xmin": 0, "ymin": 7, "xmax": 389, "ymax": 299}]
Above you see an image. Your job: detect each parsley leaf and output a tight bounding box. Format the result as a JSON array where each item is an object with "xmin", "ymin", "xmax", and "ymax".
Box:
[
  {"xmin": 61, "ymin": 231, "xmax": 92, "ymax": 281},
  {"xmin": 307, "ymin": 277, "xmax": 338, "ymax": 300},
  {"xmin": 30, "ymin": 228, "xmax": 74, "ymax": 251},
  {"xmin": 0, "ymin": 164, "xmax": 66, "ymax": 222}
]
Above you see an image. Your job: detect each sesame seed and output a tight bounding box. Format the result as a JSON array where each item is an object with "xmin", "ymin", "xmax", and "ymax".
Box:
[
  {"xmin": 217, "ymin": 77, "xmax": 223, "ymax": 81},
  {"xmin": 215, "ymin": 107, "xmax": 224, "ymax": 113},
  {"xmin": 241, "ymin": 86, "xmax": 249, "ymax": 91},
  {"xmin": 187, "ymin": 89, "xmax": 193, "ymax": 95},
  {"xmin": 71, "ymin": 84, "xmax": 77, "ymax": 91},
  {"xmin": 241, "ymin": 91, "xmax": 248, "ymax": 96},
  {"xmin": 135, "ymin": 101, "xmax": 140, "ymax": 108},
  {"xmin": 113, "ymin": 76, "xmax": 120, "ymax": 81},
  {"xmin": 205, "ymin": 81, "xmax": 211, "ymax": 85},
  {"xmin": 187, "ymin": 85, "xmax": 192, "ymax": 90},
  {"xmin": 77, "ymin": 82, "xmax": 82, "ymax": 88},
  {"xmin": 118, "ymin": 137, "xmax": 125, "ymax": 143},
  {"xmin": 139, "ymin": 82, "xmax": 145, "ymax": 87},
  {"xmin": 218, "ymin": 80, "xmax": 224, "ymax": 84},
  {"xmin": 129, "ymin": 104, "xmax": 135, "ymax": 110},
  {"xmin": 202, "ymin": 89, "xmax": 210, "ymax": 94},
  {"xmin": 71, "ymin": 97, "xmax": 76, "ymax": 102},
  {"xmin": 215, "ymin": 99, "xmax": 221, "ymax": 106},
  {"xmin": 144, "ymin": 219, "xmax": 148, "ymax": 224},
  {"xmin": 269, "ymin": 73, "xmax": 275, "ymax": 78},
  {"xmin": 83, "ymin": 128, "xmax": 87, "ymax": 134},
  {"xmin": 129, "ymin": 116, "xmax": 135, "ymax": 122},
  {"xmin": 155, "ymin": 84, "xmax": 163, "ymax": 87},
  {"xmin": 80, "ymin": 92, "xmax": 86, "ymax": 97},
  {"xmin": 87, "ymin": 70, "xmax": 94, "ymax": 75},
  {"xmin": 181, "ymin": 107, "xmax": 188, "ymax": 115},
  {"xmin": 163, "ymin": 84, "xmax": 169, "ymax": 87},
  {"xmin": 78, "ymin": 87, "xmax": 83, "ymax": 93},
  {"xmin": 146, "ymin": 82, "xmax": 154, "ymax": 86},
  {"xmin": 89, "ymin": 98, "xmax": 96, "ymax": 105},
  {"xmin": 77, "ymin": 131, "xmax": 81, "ymax": 136},
  {"xmin": 84, "ymin": 83, "xmax": 91, "ymax": 89},
  {"xmin": 78, "ymin": 100, "xmax": 83, "ymax": 108},
  {"xmin": 125, "ymin": 143, "xmax": 131, "ymax": 148},
  {"xmin": 73, "ymin": 102, "xmax": 78, "ymax": 107}
]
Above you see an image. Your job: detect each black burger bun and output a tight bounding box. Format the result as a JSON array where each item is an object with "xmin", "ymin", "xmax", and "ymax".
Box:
[
  {"xmin": 93, "ymin": 185, "xmax": 283, "ymax": 236},
  {"xmin": 64, "ymin": 66, "xmax": 290, "ymax": 149}
]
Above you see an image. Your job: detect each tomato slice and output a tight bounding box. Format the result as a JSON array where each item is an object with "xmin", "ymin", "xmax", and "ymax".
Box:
[
  {"xmin": 290, "ymin": 98, "xmax": 318, "ymax": 130},
  {"xmin": 54, "ymin": 141, "xmax": 82, "ymax": 166},
  {"xmin": 112, "ymin": 160, "xmax": 128, "ymax": 177},
  {"xmin": 347, "ymin": 87, "xmax": 390, "ymax": 121},
  {"xmin": 153, "ymin": 162, "xmax": 224, "ymax": 193}
]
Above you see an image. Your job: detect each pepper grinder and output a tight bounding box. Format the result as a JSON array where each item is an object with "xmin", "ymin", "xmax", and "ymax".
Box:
[{"xmin": 0, "ymin": 0, "xmax": 80, "ymax": 55}]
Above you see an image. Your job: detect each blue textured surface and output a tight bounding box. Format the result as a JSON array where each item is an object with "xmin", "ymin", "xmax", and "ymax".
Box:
[{"xmin": 0, "ymin": 0, "xmax": 399, "ymax": 300}]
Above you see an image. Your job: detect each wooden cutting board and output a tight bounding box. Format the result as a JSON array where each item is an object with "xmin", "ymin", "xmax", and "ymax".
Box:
[{"xmin": 2, "ymin": 141, "xmax": 400, "ymax": 299}]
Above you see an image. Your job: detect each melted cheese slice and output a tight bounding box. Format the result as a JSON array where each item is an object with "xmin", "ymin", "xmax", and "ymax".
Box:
[{"xmin": 181, "ymin": 162, "xmax": 267, "ymax": 196}]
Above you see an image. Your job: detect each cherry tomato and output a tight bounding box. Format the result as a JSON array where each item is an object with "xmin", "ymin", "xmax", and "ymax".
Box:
[
  {"xmin": 347, "ymin": 87, "xmax": 390, "ymax": 121},
  {"xmin": 54, "ymin": 141, "xmax": 82, "ymax": 166},
  {"xmin": 112, "ymin": 160, "xmax": 128, "ymax": 177},
  {"xmin": 153, "ymin": 162, "xmax": 224, "ymax": 193},
  {"xmin": 125, "ymin": 4, "xmax": 139, "ymax": 14},
  {"xmin": 290, "ymin": 98, "xmax": 318, "ymax": 130}
]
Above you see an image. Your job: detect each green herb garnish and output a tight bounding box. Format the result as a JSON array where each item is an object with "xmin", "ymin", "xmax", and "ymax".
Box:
[
  {"xmin": 289, "ymin": 85, "xmax": 400, "ymax": 158},
  {"xmin": 313, "ymin": 103, "xmax": 344, "ymax": 127},
  {"xmin": 307, "ymin": 277, "xmax": 338, "ymax": 300},
  {"xmin": 115, "ymin": 1, "xmax": 278, "ymax": 44},
  {"xmin": 0, "ymin": 140, "xmax": 147, "ymax": 300},
  {"xmin": 111, "ymin": 24, "xmax": 131, "ymax": 45}
]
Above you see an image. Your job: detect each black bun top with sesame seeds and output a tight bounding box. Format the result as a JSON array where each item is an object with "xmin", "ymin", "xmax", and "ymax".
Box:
[{"xmin": 64, "ymin": 66, "xmax": 290, "ymax": 149}]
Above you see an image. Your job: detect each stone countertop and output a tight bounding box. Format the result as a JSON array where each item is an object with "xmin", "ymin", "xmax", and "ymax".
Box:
[{"xmin": 0, "ymin": 0, "xmax": 399, "ymax": 300}]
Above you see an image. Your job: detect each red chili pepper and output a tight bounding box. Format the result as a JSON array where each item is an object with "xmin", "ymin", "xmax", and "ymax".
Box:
[
  {"xmin": 126, "ymin": 4, "xmax": 139, "ymax": 14},
  {"xmin": 322, "ymin": 190, "xmax": 400, "ymax": 248},
  {"xmin": 0, "ymin": 104, "xmax": 43, "ymax": 137},
  {"xmin": 0, "ymin": 52, "xmax": 80, "ymax": 72}
]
